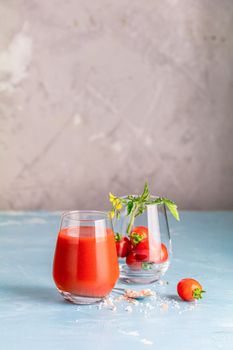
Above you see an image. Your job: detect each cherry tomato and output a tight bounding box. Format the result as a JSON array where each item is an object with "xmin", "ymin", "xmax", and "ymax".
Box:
[
  {"xmin": 134, "ymin": 240, "xmax": 149, "ymax": 261},
  {"xmin": 126, "ymin": 251, "xmax": 142, "ymax": 270},
  {"xmin": 127, "ymin": 243, "xmax": 168, "ymax": 268},
  {"xmin": 150, "ymin": 243, "xmax": 168, "ymax": 264},
  {"xmin": 177, "ymin": 278, "xmax": 205, "ymax": 301},
  {"xmin": 134, "ymin": 241, "xmax": 168, "ymax": 263},
  {"xmin": 130, "ymin": 226, "xmax": 148, "ymax": 246},
  {"xmin": 114, "ymin": 233, "xmax": 131, "ymax": 258}
]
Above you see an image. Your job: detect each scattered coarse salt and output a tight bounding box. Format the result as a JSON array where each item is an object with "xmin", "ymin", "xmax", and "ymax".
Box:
[
  {"xmin": 101, "ymin": 297, "xmax": 117, "ymax": 311},
  {"xmin": 111, "ymin": 305, "xmax": 117, "ymax": 312},
  {"xmin": 140, "ymin": 338, "xmax": 153, "ymax": 345},
  {"xmin": 161, "ymin": 303, "xmax": 169, "ymax": 312},
  {"xmin": 185, "ymin": 304, "xmax": 196, "ymax": 312},
  {"xmin": 145, "ymin": 303, "xmax": 154, "ymax": 311},
  {"xmin": 173, "ymin": 302, "xmax": 180, "ymax": 309},
  {"xmin": 158, "ymin": 280, "xmax": 169, "ymax": 286},
  {"xmin": 125, "ymin": 306, "xmax": 133, "ymax": 313}
]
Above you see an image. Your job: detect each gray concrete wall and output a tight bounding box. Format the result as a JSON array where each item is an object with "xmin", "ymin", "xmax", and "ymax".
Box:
[{"xmin": 0, "ymin": 0, "xmax": 233, "ymax": 211}]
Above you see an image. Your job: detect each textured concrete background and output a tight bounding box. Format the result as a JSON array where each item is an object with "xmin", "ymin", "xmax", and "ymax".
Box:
[{"xmin": 0, "ymin": 0, "xmax": 233, "ymax": 211}]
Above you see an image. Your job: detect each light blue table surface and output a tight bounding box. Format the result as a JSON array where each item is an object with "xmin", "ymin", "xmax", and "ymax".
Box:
[{"xmin": 0, "ymin": 211, "xmax": 233, "ymax": 350}]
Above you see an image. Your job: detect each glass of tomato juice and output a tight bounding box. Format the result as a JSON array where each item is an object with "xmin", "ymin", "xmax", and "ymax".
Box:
[{"xmin": 53, "ymin": 211, "xmax": 119, "ymax": 304}]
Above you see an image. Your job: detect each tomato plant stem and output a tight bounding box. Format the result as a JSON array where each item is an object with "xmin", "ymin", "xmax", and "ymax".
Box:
[{"xmin": 126, "ymin": 204, "xmax": 139, "ymax": 235}]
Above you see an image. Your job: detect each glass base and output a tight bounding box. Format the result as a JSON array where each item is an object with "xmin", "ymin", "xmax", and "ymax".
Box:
[
  {"xmin": 119, "ymin": 261, "xmax": 169, "ymax": 284},
  {"xmin": 58, "ymin": 289, "xmax": 104, "ymax": 304}
]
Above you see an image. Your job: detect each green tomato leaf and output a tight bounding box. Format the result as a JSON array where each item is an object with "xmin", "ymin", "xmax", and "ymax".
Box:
[
  {"xmin": 135, "ymin": 205, "xmax": 146, "ymax": 217},
  {"xmin": 162, "ymin": 197, "xmax": 180, "ymax": 221},
  {"xmin": 145, "ymin": 197, "xmax": 180, "ymax": 221},
  {"xmin": 146, "ymin": 197, "xmax": 163, "ymax": 205},
  {"xmin": 127, "ymin": 201, "xmax": 134, "ymax": 215},
  {"xmin": 141, "ymin": 181, "xmax": 150, "ymax": 201}
]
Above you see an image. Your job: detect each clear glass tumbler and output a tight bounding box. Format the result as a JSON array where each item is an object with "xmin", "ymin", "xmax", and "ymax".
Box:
[
  {"xmin": 53, "ymin": 211, "xmax": 119, "ymax": 304},
  {"xmin": 112, "ymin": 199, "xmax": 171, "ymax": 284}
]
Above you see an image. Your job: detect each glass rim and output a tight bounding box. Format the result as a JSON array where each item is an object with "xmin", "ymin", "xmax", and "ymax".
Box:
[{"xmin": 61, "ymin": 210, "xmax": 109, "ymax": 223}]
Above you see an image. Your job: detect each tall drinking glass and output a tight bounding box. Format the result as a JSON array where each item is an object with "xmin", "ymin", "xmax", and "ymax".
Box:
[{"xmin": 53, "ymin": 211, "xmax": 119, "ymax": 304}]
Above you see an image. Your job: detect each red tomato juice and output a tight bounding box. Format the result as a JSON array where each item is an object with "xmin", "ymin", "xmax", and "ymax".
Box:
[{"xmin": 53, "ymin": 226, "xmax": 119, "ymax": 297}]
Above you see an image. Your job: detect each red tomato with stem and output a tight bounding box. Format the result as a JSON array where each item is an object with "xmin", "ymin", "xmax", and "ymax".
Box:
[
  {"xmin": 130, "ymin": 226, "xmax": 148, "ymax": 246},
  {"xmin": 177, "ymin": 278, "xmax": 206, "ymax": 301},
  {"xmin": 114, "ymin": 233, "xmax": 131, "ymax": 258}
]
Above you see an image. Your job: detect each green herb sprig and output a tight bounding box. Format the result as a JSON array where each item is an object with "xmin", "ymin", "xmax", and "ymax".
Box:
[{"xmin": 109, "ymin": 182, "xmax": 179, "ymax": 235}]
